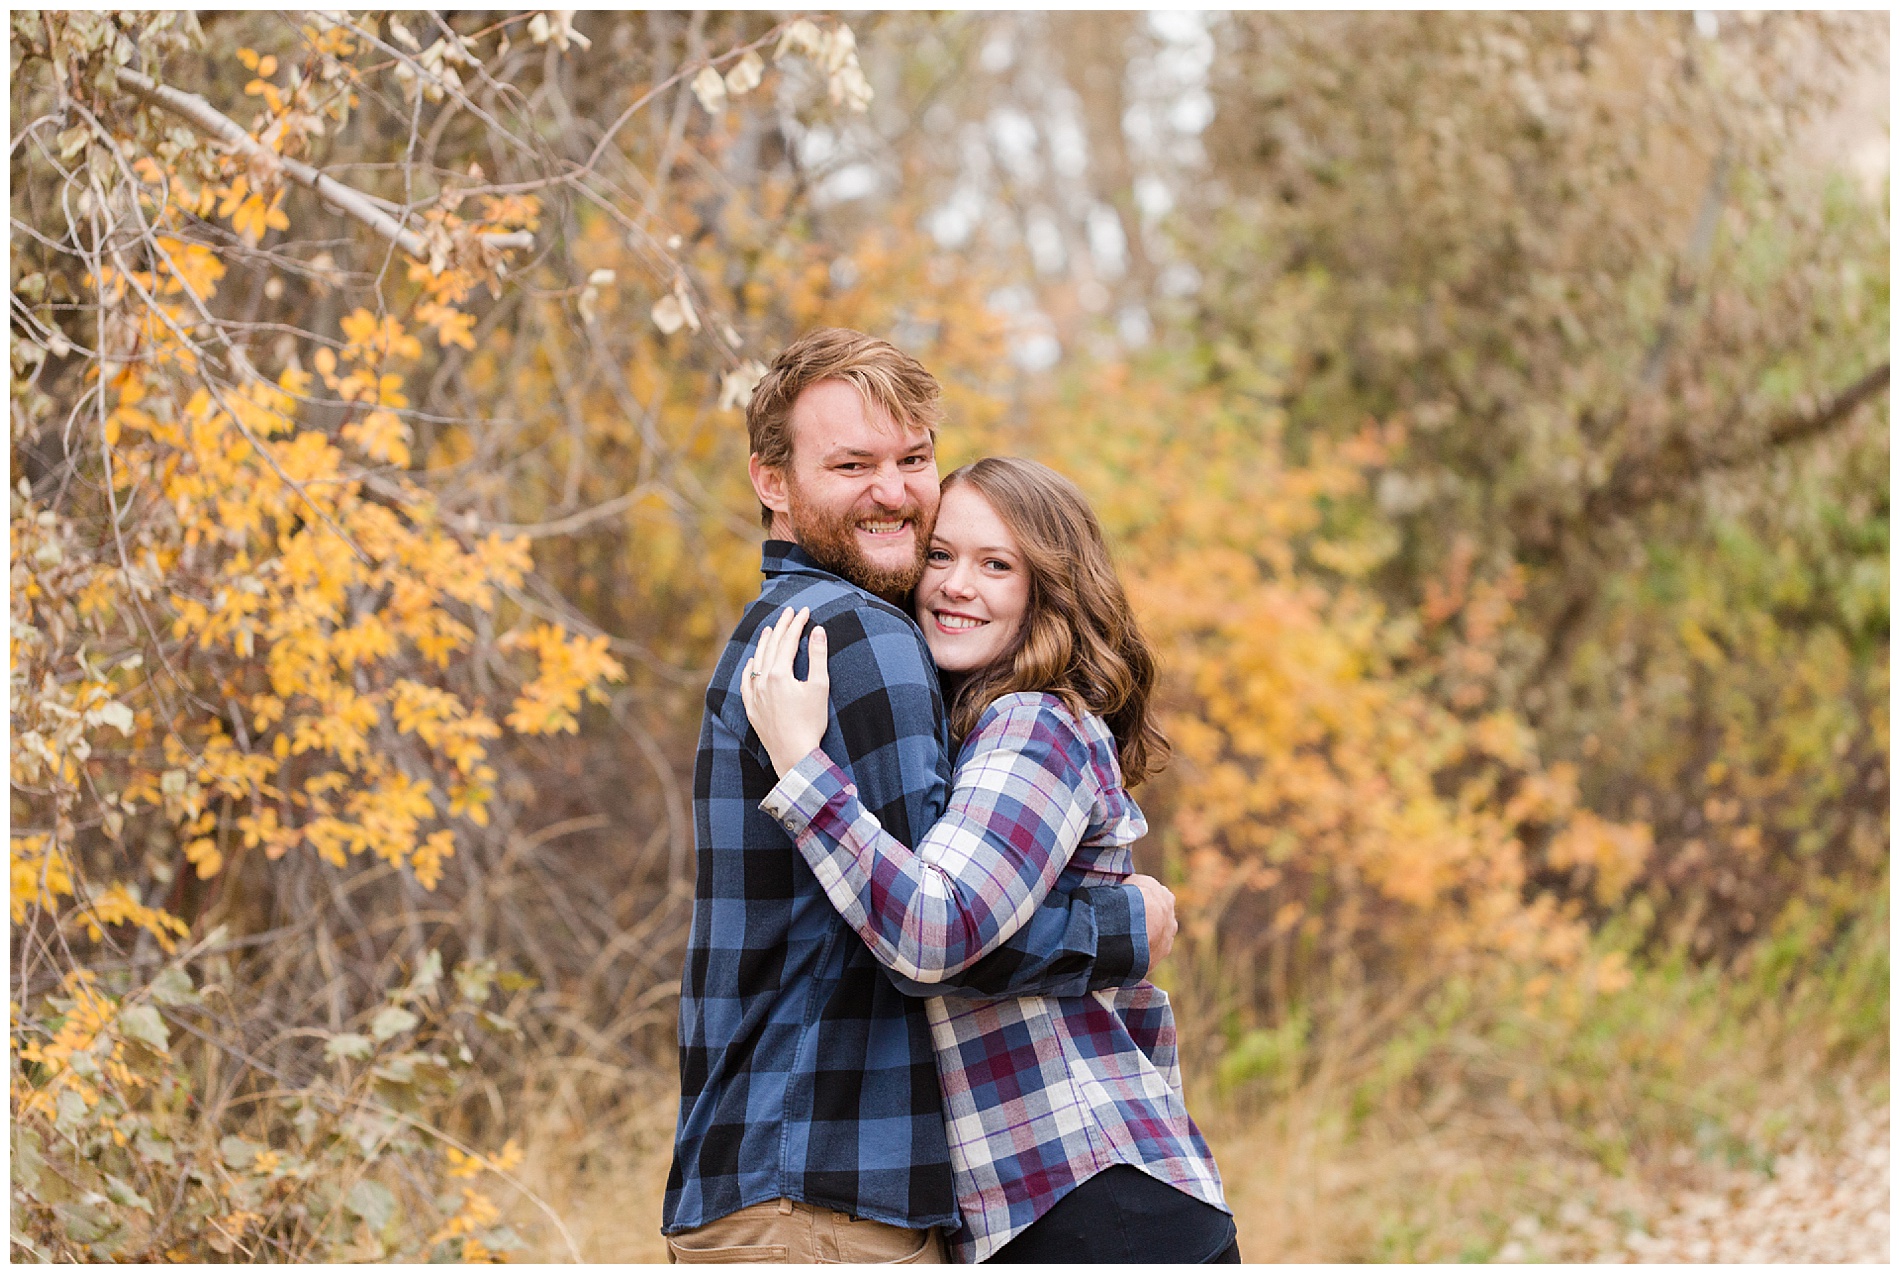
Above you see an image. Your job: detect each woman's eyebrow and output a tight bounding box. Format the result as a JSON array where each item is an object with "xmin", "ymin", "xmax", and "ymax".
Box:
[{"xmin": 930, "ymin": 537, "xmax": 1017, "ymax": 556}]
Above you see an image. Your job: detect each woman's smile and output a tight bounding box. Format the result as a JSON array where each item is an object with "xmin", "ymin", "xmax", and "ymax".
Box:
[{"xmin": 930, "ymin": 610, "xmax": 988, "ymax": 632}]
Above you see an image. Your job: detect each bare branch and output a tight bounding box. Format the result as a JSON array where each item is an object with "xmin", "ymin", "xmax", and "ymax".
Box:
[
  {"xmin": 1754, "ymin": 361, "xmax": 1891, "ymax": 456},
  {"xmin": 1593, "ymin": 362, "xmax": 1891, "ymax": 521},
  {"xmin": 113, "ymin": 68, "xmax": 532, "ymax": 260},
  {"xmin": 478, "ymin": 484, "xmax": 661, "ymax": 540}
]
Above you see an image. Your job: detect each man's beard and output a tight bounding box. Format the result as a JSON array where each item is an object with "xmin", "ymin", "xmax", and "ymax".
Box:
[{"xmin": 786, "ymin": 481, "xmax": 932, "ymax": 605}]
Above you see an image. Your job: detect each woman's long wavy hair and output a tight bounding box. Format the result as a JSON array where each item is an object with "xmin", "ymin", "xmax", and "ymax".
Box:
[{"xmin": 939, "ymin": 458, "xmax": 1171, "ymax": 785}]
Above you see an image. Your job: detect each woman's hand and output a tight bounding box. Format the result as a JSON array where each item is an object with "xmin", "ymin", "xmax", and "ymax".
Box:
[{"xmin": 740, "ymin": 606, "xmax": 831, "ymax": 777}]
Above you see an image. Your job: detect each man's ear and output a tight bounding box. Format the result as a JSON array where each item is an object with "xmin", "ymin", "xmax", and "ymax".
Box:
[{"xmin": 749, "ymin": 453, "xmax": 791, "ymax": 519}]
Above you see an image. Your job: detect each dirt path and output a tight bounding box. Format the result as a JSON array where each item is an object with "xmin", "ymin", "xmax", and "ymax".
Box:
[
  {"xmin": 524, "ymin": 1096, "xmax": 1889, "ymax": 1262},
  {"xmin": 1610, "ymin": 1103, "xmax": 1890, "ymax": 1263}
]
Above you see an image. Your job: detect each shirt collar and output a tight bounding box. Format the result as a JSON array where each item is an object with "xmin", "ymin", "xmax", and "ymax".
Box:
[{"xmin": 762, "ymin": 539, "xmax": 845, "ymax": 583}]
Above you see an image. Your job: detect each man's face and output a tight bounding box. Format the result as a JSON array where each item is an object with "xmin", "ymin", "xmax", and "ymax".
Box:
[{"xmin": 750, "ymin": 380, "xmax": 940, "ymax": 604}]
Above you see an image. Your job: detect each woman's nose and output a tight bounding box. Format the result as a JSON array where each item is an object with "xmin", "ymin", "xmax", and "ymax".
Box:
[{"xmin": 941, "ymin": 564, "xmax": 977, "ymax": 598}]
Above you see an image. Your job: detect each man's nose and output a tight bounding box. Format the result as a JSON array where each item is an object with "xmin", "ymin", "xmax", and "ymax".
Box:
[{"xmin": 867, "ymin": 465, "xmax": 907, "ymax": 509}]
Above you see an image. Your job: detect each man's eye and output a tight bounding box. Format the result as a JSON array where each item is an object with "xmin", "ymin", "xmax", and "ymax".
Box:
[{"xmin": 901, "ymin": 455, "xmax": 930, "ymax": 468}]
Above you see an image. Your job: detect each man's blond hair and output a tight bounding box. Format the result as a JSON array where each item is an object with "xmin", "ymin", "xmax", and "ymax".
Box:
[{"xmin": 746, "ymin": 328, "xmax": 944, "ymax": 529}]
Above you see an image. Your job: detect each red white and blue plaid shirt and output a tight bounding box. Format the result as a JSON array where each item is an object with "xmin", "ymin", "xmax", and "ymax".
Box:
[{"xmin": 762, "ymin": 691, "xmax": 1228, "ymax": 1261}]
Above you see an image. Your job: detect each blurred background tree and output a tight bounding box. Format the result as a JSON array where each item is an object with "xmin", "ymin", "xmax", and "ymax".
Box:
[{"xmin": 12, "ymin": 9, "xmax": 1886, "ymax": 1261}]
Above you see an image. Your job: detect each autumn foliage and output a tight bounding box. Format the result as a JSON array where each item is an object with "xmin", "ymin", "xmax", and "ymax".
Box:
[
  {"xmin": 10, "ymin": 9, "xmax": 1887, "ymax": 1262},
  {"xmin": 9, "ymin": 10, "xmax": 868, "ymax": 1258}
]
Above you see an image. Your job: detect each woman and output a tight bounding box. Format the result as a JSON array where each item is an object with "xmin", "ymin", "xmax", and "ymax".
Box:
[{"xmin": 741, "ymin": 457, "xmax": 1235, "ymax": 1263}]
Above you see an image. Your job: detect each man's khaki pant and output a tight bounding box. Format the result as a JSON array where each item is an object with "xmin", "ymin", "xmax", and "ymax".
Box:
[{"xmin": 665, "ymin": 1197, "xmax": 946, "ymax": 1264}]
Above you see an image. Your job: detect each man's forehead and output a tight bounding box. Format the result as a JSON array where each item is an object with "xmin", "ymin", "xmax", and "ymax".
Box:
[
  {"xmin": 790, "ymin": 381, "xmax": 933, "ymax": 452},
  {"xmin": 811, "ymin": 425, "xmax": 934, "ymax": 453}
]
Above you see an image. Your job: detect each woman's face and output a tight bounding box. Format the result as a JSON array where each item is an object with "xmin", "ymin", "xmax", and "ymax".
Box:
[{"xmin": 915, "ymin": 483, "xmax": 1031, "ymax": 674}]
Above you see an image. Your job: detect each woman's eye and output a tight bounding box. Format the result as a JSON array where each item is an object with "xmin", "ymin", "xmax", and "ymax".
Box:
[
  {"xmin": 984, "ymin": 559, "xmax": 1011, "ymax": 572},
  {"xmin": 926, "ymin": 549, "xmax": 951, "ymax": 564}
]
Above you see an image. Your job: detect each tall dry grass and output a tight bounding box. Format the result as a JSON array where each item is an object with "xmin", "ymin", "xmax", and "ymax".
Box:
[
  {"xmin": 500, "ymin": 881, "xmax": 1886, "ymax": 1261},
  {"xmin": 497, "ymin": 1068, "xmax": 678, "ymax": 1263}
]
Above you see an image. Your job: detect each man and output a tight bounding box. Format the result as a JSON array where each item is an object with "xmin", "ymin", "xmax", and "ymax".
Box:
[{"xmin": 663, "ymin": 329, "xmax": 1177, "ymax": 1262}]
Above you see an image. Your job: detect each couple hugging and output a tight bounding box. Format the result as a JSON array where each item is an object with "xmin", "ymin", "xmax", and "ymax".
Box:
[{"xmin": 663, "ymin": 329, "xmax": 1234, "ymax": 1263}]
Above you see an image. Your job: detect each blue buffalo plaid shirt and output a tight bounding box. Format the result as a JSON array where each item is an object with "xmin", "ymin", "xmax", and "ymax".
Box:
[{"xmin": 664, "ymin": 543, "xmax": 1151, "ymax": 1236}]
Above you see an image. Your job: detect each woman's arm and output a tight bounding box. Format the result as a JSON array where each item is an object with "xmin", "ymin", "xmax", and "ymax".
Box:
[
  {"xmin": 742, "ymin": 604, "xmax": 1164, "ymax": 993},
  {"xmin": 761, "ymin": 694, "xmax": 1105, "ymax": 984}
]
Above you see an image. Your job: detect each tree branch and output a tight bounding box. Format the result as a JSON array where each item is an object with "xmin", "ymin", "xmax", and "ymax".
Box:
[
  {"xmin": 1752, "ymin": 361, "xmax": 1891, "ymax": 457},
  {"xmin": 1640, "ymin": 147, "xmax": 1730, "ymax": 389},
  {"xmin": 113, "ymin": 68, "xmax": 532, "ymax": 260},
  {"xmin": 1593, "ymin": 361, "xmax": 1890, "ymax": 522}
]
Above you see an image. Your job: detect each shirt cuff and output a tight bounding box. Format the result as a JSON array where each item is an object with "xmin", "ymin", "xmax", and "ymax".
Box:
[
  {"xmin": 758, "ymin": 748, "xmax": 850, "ymax": 837},
  {"xmin": 1076, "ymin": 880, "xmax": 1150, "ymax": 987}
]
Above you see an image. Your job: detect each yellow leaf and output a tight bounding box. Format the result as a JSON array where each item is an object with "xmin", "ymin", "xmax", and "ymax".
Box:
[
  {"xmin": 184, "ymin": 837, "xmax": 224, "ymax": 879},
  {"xmin": 412, "ymin": 829, "xmax": 453, "ymax": 890},
  {"xmin": 343, "ymin": 409, "xmax": 412, "ymax": 467},
  {"xmin": 216, "ymin": 176, "xmax": 250, "ymax": 219}
]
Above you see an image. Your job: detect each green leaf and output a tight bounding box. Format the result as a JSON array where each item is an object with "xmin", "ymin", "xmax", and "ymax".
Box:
[
  {"xmin": 55, "ymin": 124, "xmax": 90, "ymax": 160},
  {"xmin": 404, "ymin": 949, "xmax": 443, "ymax": 1002},
  {"xmin": 149, "ymin": 966, "xmax": 199, "ymax": 1007},
  {"xmin": 453, "ymin": 958, "xmax": 496, "ymax": 1004},
  {"xmin": 12, "ymin": 1126, "xmax": 45, "ymax": 1195},
  {"xmin": 104, "ymin": 1174, "xmax": 152, "ymax": 1213},
  {"xmin": 342, "ymin": 1108, "xmax": 399, "ymax": 1156},
  {"xmin": 369, "ymin": 1006, "xmax": 418, "ymax": 1042},
  {"xmin": 219, "ymin": 1134, "xmax": 261, "ymax": 1170},
  {"xmin": 289, "ymin": 1101, "xmax": 321, "ymax": 1145},
  {"xmin": 484, "ymin": 1224, "xmax": 528, "ymax": 1252},
  {"xmin": 55, "ymin": 1087, "xmax": 88, "ymax": 1135},
  {"xmin": 58, "ymin": 1200, "xmax": 115, "ymax": 1244},
  {"xmin": 370, "ymin": 1054, "xmax": 416, "ymax": 1085},
  {"xmin": 133, "ymin": 1124, "xmax": 176, "ymax": 1166},
  {"xmin": 324, "ymin": 1032, "xmax": 374, "ymax": 1063},
  {"xmin": 345, "ymin": 1178, "xmax": 396, "ymax": 1233},
  {"xmin": 118, "ymin": 1004, "xmax": 169, "ymax": 1052},
  {"xmin": 93, "ymin": 700, "xmax": 133, "ymax": 735}
]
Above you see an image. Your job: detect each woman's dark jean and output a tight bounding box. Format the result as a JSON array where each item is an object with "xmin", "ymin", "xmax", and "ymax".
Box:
[{"xmin": 986, "ymin": 1165, "xmax": 1241, "ymax": 1263}]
